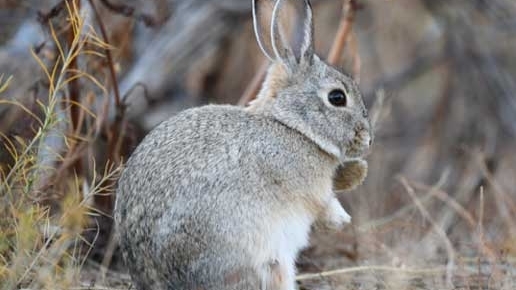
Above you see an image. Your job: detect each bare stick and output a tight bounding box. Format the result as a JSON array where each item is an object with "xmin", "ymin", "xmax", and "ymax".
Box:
[
  {"xmin": 327, "ymin": 0, "xmax": 357, "ymax": 66},
  {"xmin": 476, "ymin": 153, "xmax": 516, "ymax": 237},
  {"xmin": 66, "ymin": 0, "xmax": 83, "ymax": 176},
  {"xmin": 237, "ymin": 60, "xmax": 268, "ymax": 107},
  {"xmin": 399, "ymin": 177, "xmax": 455, "ymax": 286},
  {"xmin": 409, "ymin": 180, "xmax": 476, "ymax": 228},
  {"xmin": 97, "ymin": 0, "xmax": 163, "ymax": 27},
  {"xmin": 296, "ymin": 265, "xmax": 445, "ymax": 281},
  {"xmin": 98, "ymin": 231, "xmax": 118, "ymax": 282},
  {"xmin": 349, "ymin": 31, "xmax": 361, "ymax": 81},
  {"xmin": 358, "ymin": 172, "xmax": 448, "ymax": 232},
  {"xmin": 37, "ymin": 0, "xmax": 66, "ymax": 22},
  {"xmin": 477, "ymin": 186, "xmax": 484, "ymax": 279},
  {"xmin": 88, "ymin": 0, "xmax": 122, "ymax": 109}
]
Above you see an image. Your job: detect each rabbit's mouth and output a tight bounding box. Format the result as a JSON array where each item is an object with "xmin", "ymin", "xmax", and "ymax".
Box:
[{"xmin": 345, "ymin": 127, "xmax": 372, "ymax": 158}]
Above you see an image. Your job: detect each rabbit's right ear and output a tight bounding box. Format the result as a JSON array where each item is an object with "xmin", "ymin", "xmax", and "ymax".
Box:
[
  {"xmin": 253, "ymin": 0, "xmax": 276, "ymax": 61},
  {"xmin": 254, "ymin": 0, "xmax": 314, "ymax": 67},
  {"xmin": 271, "ymin": 0, "xmax": 314, "ymax": 66}
]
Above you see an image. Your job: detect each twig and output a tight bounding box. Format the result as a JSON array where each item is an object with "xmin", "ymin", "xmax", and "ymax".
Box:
[
  {"xmin": 348, "ymin": 31, "xmax": 361, "ymax": 81},
  {"xmin": 327, "ymin": 0, "xmax": 359, "ymax": 66},
  {"xmin": 399, "ymin": 177, "xmax": 455, "ymax": 287},
  {"xmin": 369, "ymin": 89, "xmax": 386, "ymax": 131},
  {"xmin": 87, "ymin": 0, "xmax": 122, "ymax": 108},
  {"xmin": 476, "ymin": 153, "xmax": 516, "ymax": 238},
  {"xmin": 296, "ymin": 265, "xmax": 446, "ymax": 281},
  {"xmin": 237, "ymin": 61, "xmax": 268, "ymax": 106},
  {"xmin": 98, "ymin": 230, "xmax": 118, "ymax": 282},
  {"xmin": 37, "ymin": 0, "xmax": 66, "ymax": 22},
  {"xmin": 477, "ymin": 186, "xmax": 484, "ymax": 282},
  {"xmin": 97, "ymin": 0, "xmax": 164, "ymax": 27},
  {"xmin": 409, "ymin": 180, "xmax": 476, "ymax": 228},
  {"xmin": 65, "ymin": 0, "xmax": 84, "ymax": 176},
  {"xmin": 98, "ymin": 0, "xmax": 134, "ymax": 15},
  {"xmin": 478, "ymin": 186, "xmax": 484, "ymax": 245},
  {"xmin": 121, "ymin": 82, "xmax": 152, "ymax": 105},
  {"xmin": 36, "ymin": 141, "xmax": 91, "ymax": 193},
  {"xmin": 72, "ymin": 286, "xmax": 130, "ymax": 290},
  {"xmin": 357, "ymin": 171, "xmax": 448, "ymax": 232},
  {"xmin": 88, "ymin": 0, "xmax": 130, "ymax": 213}
]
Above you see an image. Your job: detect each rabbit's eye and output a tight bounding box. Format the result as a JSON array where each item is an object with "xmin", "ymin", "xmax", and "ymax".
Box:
[{"xmin": 328, "ymin": 89, "xmax": 347, "ymax": 107}]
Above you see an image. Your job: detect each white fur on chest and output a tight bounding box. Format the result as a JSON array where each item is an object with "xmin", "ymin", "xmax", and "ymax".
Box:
[
  {"xmin": 274, "ymin": 210, "xmax": 313, "ymax": 263},
  {"xmin": 250, "ymin": 179, "xmax": 334, "ymax": 274},
  {"xmin": 253, "ymin": 209, "xmax": 314, "ymax": 269}
]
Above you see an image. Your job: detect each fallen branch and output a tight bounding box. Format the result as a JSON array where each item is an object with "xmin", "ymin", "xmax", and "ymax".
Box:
[
  {"xmin": 37, "ymin": 1, "xmax": 66, "ymax": 23},
  {"xmin": 97, "ymin": 0, "xmax": 165, "ymax": 27}
]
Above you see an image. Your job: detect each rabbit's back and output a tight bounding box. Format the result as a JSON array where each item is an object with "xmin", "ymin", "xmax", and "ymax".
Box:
[{"xmin": 115, "ymin": 105, "xmax": 334, "ymax": 289}]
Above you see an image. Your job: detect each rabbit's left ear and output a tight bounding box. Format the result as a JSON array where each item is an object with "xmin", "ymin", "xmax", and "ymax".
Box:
[
  {"xmin": 271, "ymin": 0, "xmax": 314, "ymax": 67},
  {"xmin": 253, "ymin": 0, "xmax": 277, "ymax": 61}
]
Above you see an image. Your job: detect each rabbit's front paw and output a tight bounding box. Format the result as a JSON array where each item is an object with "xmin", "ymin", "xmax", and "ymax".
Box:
[
  {"xmin": 333, "ymin": 159, "xmax": 368, "ymax": 192},
  {"xmin": 316, "ymin": 197, "xmax": 351, "ymax": 230},
  {"xmin": 327, "ymin": 197, "xmax": 351, "ymax": 228}
]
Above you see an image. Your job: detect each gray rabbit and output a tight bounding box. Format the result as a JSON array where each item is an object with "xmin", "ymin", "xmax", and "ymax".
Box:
[{"xmin": 114, "ymin": 0, "xmax": 372, "ymax": 289}]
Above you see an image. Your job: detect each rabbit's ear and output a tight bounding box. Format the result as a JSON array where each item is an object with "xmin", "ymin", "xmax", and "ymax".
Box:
[
  {"xmin": 253, "ymin": 0, "xmax": 276, "ymax": 61},
  {"xmin": 271, "ymin": 0, "xmax": 314, "ymax": 66}
]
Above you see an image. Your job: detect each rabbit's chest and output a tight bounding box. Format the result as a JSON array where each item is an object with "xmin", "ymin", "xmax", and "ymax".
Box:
[{"xmin": 268, "ymin": 211, "xmax": 313, "ymax": 263}]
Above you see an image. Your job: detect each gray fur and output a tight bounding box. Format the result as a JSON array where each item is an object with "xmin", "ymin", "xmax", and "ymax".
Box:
[{"xmin": 115, "ymin": 0, "xmax": 372, "ymax": 289}]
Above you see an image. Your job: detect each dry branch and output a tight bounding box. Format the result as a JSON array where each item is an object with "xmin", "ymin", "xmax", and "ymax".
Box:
[
  {"xmin": 66, "ymin": 0, "xmax": 83, "ymax": 176},
  {"xmin": 87, "ymin": 0, "xmax": 121, "ymax": 108},
  {"xmin": 327, "ymin": 0, "xmax": 358, "ymax": 66},
  {"xmin": 37, "ymin": 1, "xmax": 66, "ymax": 23},
  {"xmin": 237, "ymin": 61, "xmax": 268, "ymax": 106},
  {"xmin": 296, "ymin": 265, "xmax": 445, "ymax": 281},
  {"xmin": 119, "ymin": 3, "xmax": 235, "ymax": 119},
  {"xmin": 97, "ymin": 0, "xmax": 164, "ymax": 27},
  {"xmin": 399, "ymin": 177, "xmax": 455, "ymax": 287}
]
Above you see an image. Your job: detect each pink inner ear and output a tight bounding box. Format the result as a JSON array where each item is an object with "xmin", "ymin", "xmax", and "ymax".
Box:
[{"xmin": 291, "ymin": 0, "xmax": 313, "ymax": 61}]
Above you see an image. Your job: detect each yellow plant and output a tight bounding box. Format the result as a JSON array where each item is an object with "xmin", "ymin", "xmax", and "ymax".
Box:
[{"xmin": 0, "ymin": 2, "xmax": 121, "ymax": 289}]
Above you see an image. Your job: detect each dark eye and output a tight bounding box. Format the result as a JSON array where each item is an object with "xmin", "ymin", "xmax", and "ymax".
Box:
[{"xmin": 328, "ymin": 89, "xmax": 347, "ymax": 107}]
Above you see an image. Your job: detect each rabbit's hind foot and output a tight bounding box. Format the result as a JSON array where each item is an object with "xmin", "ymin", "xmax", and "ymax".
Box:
[{"xmin": 261, "ymin": 259, "xmax": 297, "ymax": 290}]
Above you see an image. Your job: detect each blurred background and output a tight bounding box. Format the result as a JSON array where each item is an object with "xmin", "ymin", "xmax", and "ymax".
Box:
[{"xmin": 1, "ymin": 0, "xmax": 516, "ymax": 289}]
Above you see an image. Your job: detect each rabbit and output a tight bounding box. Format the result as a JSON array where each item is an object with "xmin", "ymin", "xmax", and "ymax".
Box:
[{"xmin": 114, "ymin": 0, "xmax": 372, "ymax": 289}]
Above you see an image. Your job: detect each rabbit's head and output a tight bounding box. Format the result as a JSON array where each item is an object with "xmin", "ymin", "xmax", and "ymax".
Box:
[{"xmin": 249, "ymin": 0, "xmax": 372, "ymax": 162}]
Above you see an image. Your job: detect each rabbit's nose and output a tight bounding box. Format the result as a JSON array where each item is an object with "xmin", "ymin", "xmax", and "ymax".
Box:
[
  {"xmin": 361, "ymin": 134, "xmax": 373, "ymax": 157},
  {"xmin": 357, "ymin": 125, "xmax": 368, "ymax": 141},
  {"xmin": 361, "ymin": 133, "xmax": 371, "ymax": 149}
]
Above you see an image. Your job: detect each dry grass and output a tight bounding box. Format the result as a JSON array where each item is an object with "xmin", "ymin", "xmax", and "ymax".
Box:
[{"xmin": 0, "ymin": 2, "xmax": 122, "ymax": 289}]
